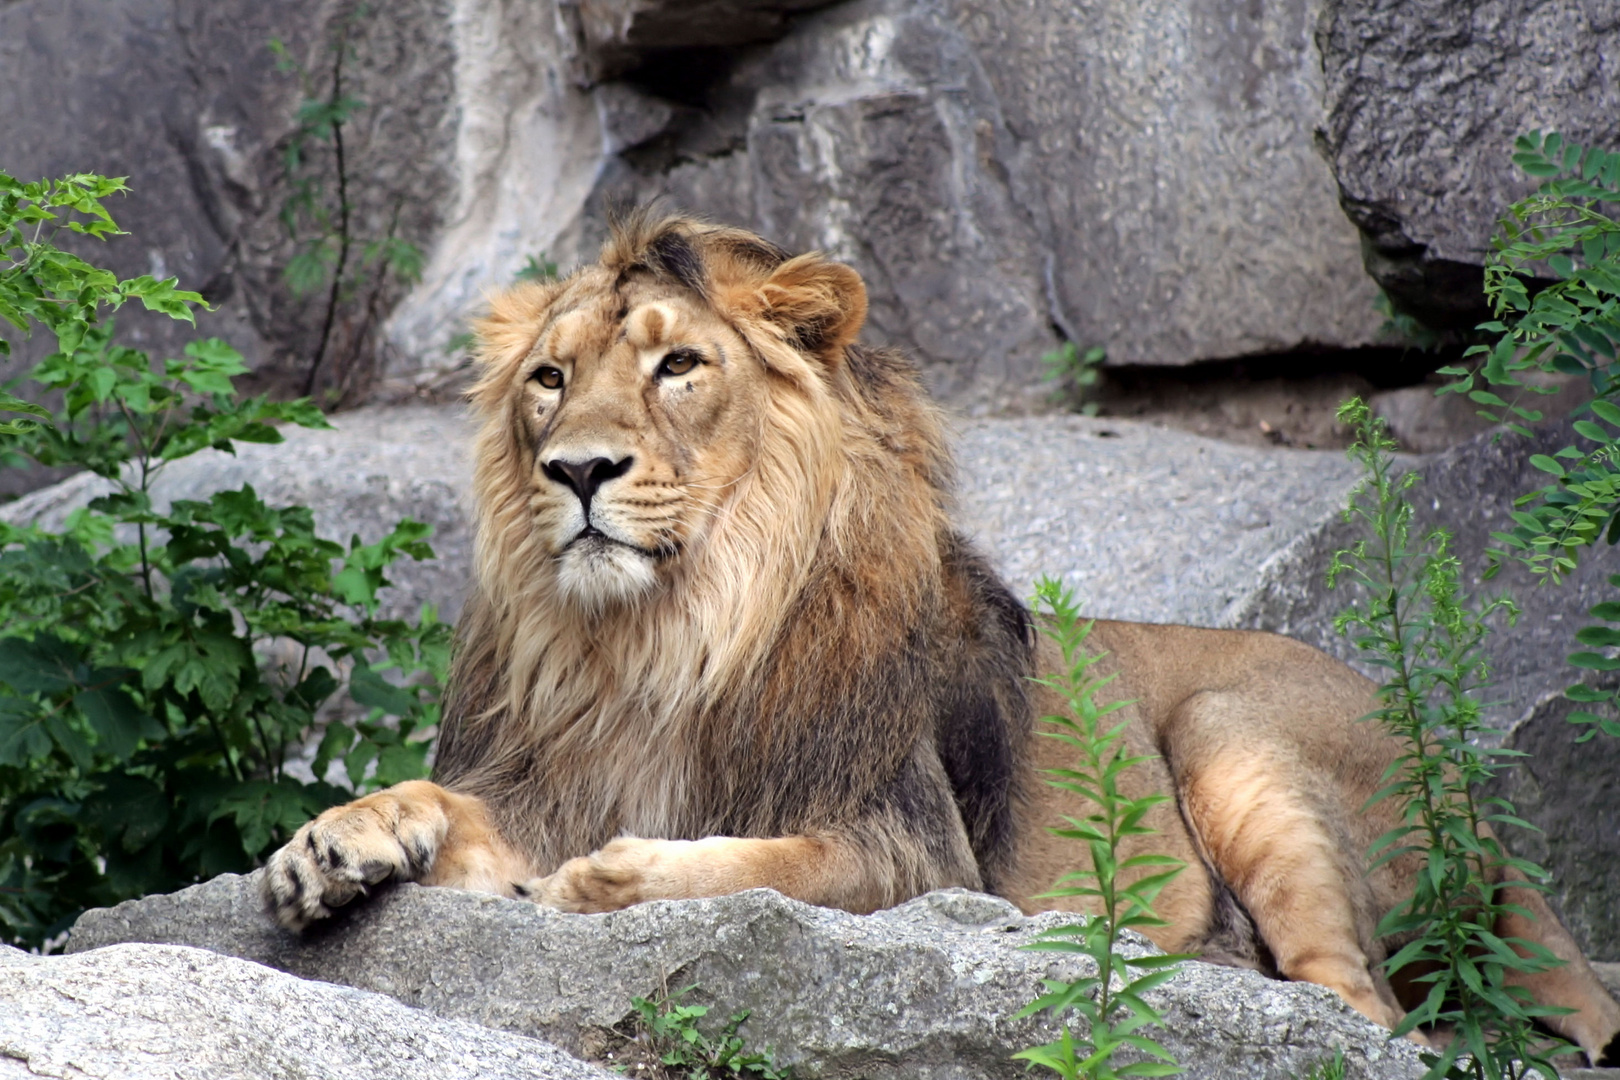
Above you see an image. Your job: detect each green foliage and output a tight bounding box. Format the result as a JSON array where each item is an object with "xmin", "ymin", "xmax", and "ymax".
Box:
[
  {"xmin": 1437, "ymin": 132, "xmax": 1620, "ymax": 740},
  {"xmin": 1015, "ymin": 578, "xmax": 1185, "ymax": 1080},
  {"xmin": 0, "ymin": 172, "xmax": 202, "ymax": 435},
  {"xmin": 1299, "ymin": 1052, "xmax": 1347, "ymax": 1080},
  {"xmin": 1044, "ymin": 342, "xmax": 1106, "ymax": 417},
  {"xmin": 0, "ymin": 172, "xmax": 447, "ymax": 949},
  {"xmin": 516, "ymin": 252, "xmax": 560, "ymax": 283},
  {"xmin": 1375, "ymin": 291, "xmax": 1443, "ymax": 353},
  {"xmin": 270, "ymin": 11, "xmax": 423, "ymax": 398},
  {"xmin": 617, "ymin": 986, "xmax": 790, "ymax": 1080},
  {"xmin": 1329, "ymin": 399, "xmax": 1570, "ymax": 1080}
]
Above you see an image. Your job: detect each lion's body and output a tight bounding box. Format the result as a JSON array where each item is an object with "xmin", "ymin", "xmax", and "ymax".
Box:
[{"xmin": 263, "ymin": 212, "xmax": 1620, "ymax": 1064}]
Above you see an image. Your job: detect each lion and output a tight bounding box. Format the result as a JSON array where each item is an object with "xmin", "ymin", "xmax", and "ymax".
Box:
[{"xmin": 263, "ymin": 210, "xmax": 1620, "ymax": 1066}]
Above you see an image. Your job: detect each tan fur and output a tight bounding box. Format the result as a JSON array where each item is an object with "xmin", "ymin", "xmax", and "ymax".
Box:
[{"xmin": 261, "ymin": 211, "xmax": 1620, "ymax": 1065}]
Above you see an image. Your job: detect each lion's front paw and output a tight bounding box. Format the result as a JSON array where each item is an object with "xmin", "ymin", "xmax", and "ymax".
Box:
[
  {"xmin": 526, "ymin": 837, "xmax": 690, "ymax": 914},
  {"xmin": 261, "ymin": 785, "xmax": 448, "ymax": 931}
]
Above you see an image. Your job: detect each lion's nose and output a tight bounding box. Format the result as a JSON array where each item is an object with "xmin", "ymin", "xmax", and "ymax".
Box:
[{"xmin": 542, "ymin": 455, "xmax": 633, "ymax": 512}]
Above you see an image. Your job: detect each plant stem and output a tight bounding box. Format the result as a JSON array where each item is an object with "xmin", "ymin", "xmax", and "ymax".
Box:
[{"xmin": 303, "ymin": 20, "xmax": 353, "ymax": 399}]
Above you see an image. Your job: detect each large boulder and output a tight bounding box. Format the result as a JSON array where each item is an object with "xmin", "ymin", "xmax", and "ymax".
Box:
[
  {"xmin": 0, "ymin": 0, "xmax": 1389, "ymax": 415},
  {"xmin": 0, "ymin": 0, "xmax": 456, "ymax": 399},
  {"xmin": 1316, "ymin": 0, "xmax": 1620, "ymax": 328},
  {"xmin": 392, "ymin": 0, "xmax": 1385, "ymax": 411},
  {"xmin": 66, "ymin": 877, "xmax": 1426, "ymax": 1080},
  {"xmin": 0, "ymin": 941, "xmax": 609, "ymax": 1079}
]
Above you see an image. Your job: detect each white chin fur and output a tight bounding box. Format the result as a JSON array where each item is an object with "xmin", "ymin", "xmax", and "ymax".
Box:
[{"xmin": 555, "ymin": 540, "xmax": 660, "ymax": 612}]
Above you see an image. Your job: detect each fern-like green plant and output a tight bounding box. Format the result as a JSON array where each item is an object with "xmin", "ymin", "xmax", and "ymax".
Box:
[
  {"xmin": 1330, "ymin": 398, "xmax": 1571, "ymax": 1080},
  {"xmin": 1015, "ymin": 577, "xmax": 1186, "ymax": 1080},
  {"xmin": 1440, "ymin": 132, "xmax": 1620, "ymax": 742}
]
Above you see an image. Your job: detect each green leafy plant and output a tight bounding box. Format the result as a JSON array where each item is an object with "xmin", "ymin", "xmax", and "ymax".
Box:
[
  {"xmin": 1044, "ymin": 342, "xmax": 1107, "ymax": 417},
  {"xmin": 1, "ymin": 173, "xmax": 201, "ymax": 434},
  {"xmin": 270, "ymin": 10, "xmax": 424, "ymax": 401},
  {"xmin": 612, "ymin": 986, "xmax": 790, "ymax": 1080},
  {"xmin": 0, "ymin": 172, "xmax": 447, "ymax": 949},
  {"xmin": 1299, "ymin": 1051, "xmax": 1347, "ymax": 1080},
  {"xmin": 1439, "ymin": 131, "xmax": 1620, "ymax": 744},
  {"xmin": 1375, "ymin": 290, "xmax": 1443, "ymax": 353},
  {"xmin": 1329, "ymin": 398, "xmax": 1570, "ymax": 1080},
  {"xmin": 516, "ymin": 252, "xmax": 560, "ymax": 284},
  {"xmin": 1015, "ymin": 577, "xmax": 1185, "ymax": 1080}
]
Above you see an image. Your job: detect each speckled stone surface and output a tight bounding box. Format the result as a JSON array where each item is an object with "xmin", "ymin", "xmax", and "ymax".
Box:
[
  {"xmin": 0, "ymin": 941, "xmax": 608, "ymax": 1080},
  {"xmin": 949, "ymin": 413, "xmax": 1359, "ymax": 624},
  {"xmin": 0, "ymin": 404, "xmax": 1361, "ymax": 630},
  {"xmin": 69, "ymin": 878, "xmax": 1425, "ymax": 1080}
]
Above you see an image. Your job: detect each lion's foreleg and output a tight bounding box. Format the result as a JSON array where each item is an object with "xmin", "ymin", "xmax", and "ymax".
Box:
[
  {"xmin": 262, "ymin": 780, "xmax": 535, "ymax": 931},
  {"xmin": 528, "ymin": 740, "xmax": 981, "ymax": 916},
  {"xmin": 526, "ymin": 831, "xmax": 920, "ymax": 915}
]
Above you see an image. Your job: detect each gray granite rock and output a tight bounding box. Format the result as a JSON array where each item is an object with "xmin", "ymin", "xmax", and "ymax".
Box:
[
  {"xmin": 0, "ymin": 405, "xmax": 1362, "ymax": 630},
  {"xmin": 67, "ymin": 879, "xmax": 1425, "ymax": 1080},
  {"xmin": 387, "ymin": 0, "xmax": 1384, "ymax": 413},
  {"xmin": 1317, "ymin": 0, "xmax": 1620, "ymax": 328},
  {"xmin": 0, "ymin": 941, "xmax": 608, "ymax": 1080}
]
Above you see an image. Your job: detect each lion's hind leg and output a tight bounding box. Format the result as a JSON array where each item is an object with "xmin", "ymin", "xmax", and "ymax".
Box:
[
  {"xmin": 262, "ymin": 780, "xmax": 533, "ymax": 931},
  {"xmin": 1168, "ymin": 701, "xmax": 1408, "ymax": 1034}
]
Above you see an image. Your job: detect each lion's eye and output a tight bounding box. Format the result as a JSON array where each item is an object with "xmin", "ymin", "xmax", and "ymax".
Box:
[
  {"xmin": 657, "ymin": 350, "xmax": 702, "ymax": 379},
  {"xmin": 532, "ymin": 366, "xmax": 564, "ymax": 390}
]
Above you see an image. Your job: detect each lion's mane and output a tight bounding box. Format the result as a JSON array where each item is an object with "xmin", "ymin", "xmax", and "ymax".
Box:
[{"xmin": 433, "ymin": 211, "xmax": 1032, "ymax": 896}]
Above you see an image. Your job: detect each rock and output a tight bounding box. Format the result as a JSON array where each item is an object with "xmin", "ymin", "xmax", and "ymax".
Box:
[
  {"xmin": 0, "ymin": 941, "xmax": 609, "ymax": 1080},
  {"xmin": 388, "ymin": 0, "xmax": 1386, "ymax": 413},
  {"xmin": 0, "ymin": 405, "xmax": 1362, "ymax": 630},
  {"xmin": 560, "ymin": 0, "xmax": 842, "ymax": 84},
  {"xmin": 67, "ymin": 878, "xmax": 1426, "ymax": 1080},
  {"xmin": 14, "ymin": 0, "xmax": 1611, "ymax": 414},
  {"xmin": 0, "ymin": 0, "xmax": 456, "ymax": 398},
  {"xmin": 1317, "ymin": 0, "xmax": 1620, "ymax": 328},
  {"xmin": 952, "ymin": 414, "xmax": 1361, "ymax": 625}
]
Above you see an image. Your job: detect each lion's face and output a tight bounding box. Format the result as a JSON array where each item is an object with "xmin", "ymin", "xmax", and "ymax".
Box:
[
  {"xmin": 472, "ymin": 215, "xmax": 878, "ymax": 631},
  {"xmin": 505, "ymin": 275, "xmax": 770, "ymax": 610}
]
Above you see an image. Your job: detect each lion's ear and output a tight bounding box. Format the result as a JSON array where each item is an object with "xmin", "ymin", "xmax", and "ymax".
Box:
[
  {"xmin": 758, "ymin": 255, "xmax": 868, "ymax": 358},
  {"xmin": 473, "ymin": 280, "xmax": 564, "ymax": 369}
]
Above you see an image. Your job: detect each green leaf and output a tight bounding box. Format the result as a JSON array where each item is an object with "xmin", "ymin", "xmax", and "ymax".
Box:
[
  {"xmin": 0, "ymin": 635, "xmax": 80, "ymax": 696},
  {"xmin": 74, "ymin": 680, "xmax": 158, "ymax": 760},
  {"xmin": 1591, "ymin": 399, "xmax": 1620, "ymax": 427},
  {"xmin": 1529, "ymin": 455, "xmax": 1567, "ymax": 477},
  {"xmin": 0, "ymin": 699, "xmax": 53, "ymax": 766}
]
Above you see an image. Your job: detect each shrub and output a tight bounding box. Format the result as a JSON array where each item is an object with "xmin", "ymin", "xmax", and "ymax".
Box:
[
  {"xmin": 0, "ymin": 170, "xmax": 446, "ymax": 949},
  {"xmin": 1440, "ymin": 131, "xmax": 1620, "ymax": 743}
]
